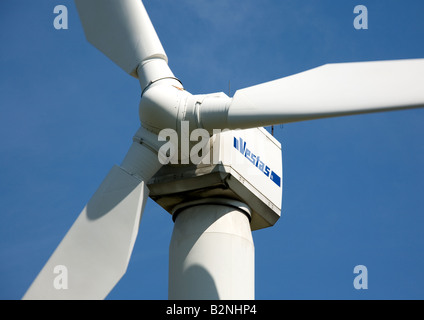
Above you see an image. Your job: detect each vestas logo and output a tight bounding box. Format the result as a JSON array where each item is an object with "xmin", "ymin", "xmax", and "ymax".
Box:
[{"xmin": 233, "ymin": 137, "xmax": 281, "ymax": 187}]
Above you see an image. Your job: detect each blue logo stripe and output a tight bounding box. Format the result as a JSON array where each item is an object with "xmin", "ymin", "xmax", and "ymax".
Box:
[{"xmin": 270, "ymin": 171, "xmax": 281, "ymax": 187}]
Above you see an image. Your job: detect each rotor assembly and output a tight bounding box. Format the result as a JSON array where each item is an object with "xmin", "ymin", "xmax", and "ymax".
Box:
[{"xmin": 23, "ymin": 0, "xmax": 424, "ymax": 300}]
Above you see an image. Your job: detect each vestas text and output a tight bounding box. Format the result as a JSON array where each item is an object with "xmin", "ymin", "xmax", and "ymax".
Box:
[{"xmin": 233, "ymin": 137, "xmax": 281, "ymax": 187}]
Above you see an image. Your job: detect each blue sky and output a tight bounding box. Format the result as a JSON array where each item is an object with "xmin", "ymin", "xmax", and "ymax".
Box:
[{"xmin": 1, "ymin": 0, "xmax": 423, "ymax": 300}]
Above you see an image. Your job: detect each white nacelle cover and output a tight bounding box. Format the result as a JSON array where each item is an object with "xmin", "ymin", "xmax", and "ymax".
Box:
[
  {"xmin": 148, "ymin": 127, "xmax": 283, "ymax": 230},
  {"xmin": 218, "ymin": 127, "xmax": 282, "ymax": 217}
]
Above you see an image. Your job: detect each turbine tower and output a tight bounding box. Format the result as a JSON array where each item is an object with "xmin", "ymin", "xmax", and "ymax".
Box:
[{"xmin": 23, "ymin": 0, "xmax": 424, "ymax": 300}]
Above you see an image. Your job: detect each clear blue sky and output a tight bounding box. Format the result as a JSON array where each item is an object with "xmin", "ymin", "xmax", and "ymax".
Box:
[{"xmin": 1, "ymin": 0, "xmax": 424, "ymax": 300}]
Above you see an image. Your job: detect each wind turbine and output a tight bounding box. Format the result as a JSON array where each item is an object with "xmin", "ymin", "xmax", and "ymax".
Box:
[{"xmin": 23, "ymin": 0, "xmax": 424, "ymax": 300}]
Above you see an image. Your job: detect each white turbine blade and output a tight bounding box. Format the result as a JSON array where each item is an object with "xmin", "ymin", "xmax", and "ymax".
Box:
[
  {"xmin": 201, "ymin": 59, "xmax": 424, "ymax": 130},
  {"xmin": 23, "ymin": 165, "xmax": 150, "ymax": 300},
  {"xmin": 74, "ymin": 0, "xmax": 168, "ymax": 78}
]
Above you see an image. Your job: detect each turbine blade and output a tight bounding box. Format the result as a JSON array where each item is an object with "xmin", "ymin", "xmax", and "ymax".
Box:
[
  {"xmin": 74, "ymin": 0, "xmax": 169, "ymax": 78},
  {"xmin": 23, "ymin": 140, "xmax": 162, "ymax": 300},
  {"xmin": 200, "ymin": 59, "xmax": 424, "ymax": 130},
  {"xmin": 23, "ymin": 166, "xmax": 149, "ymax": 300}
]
